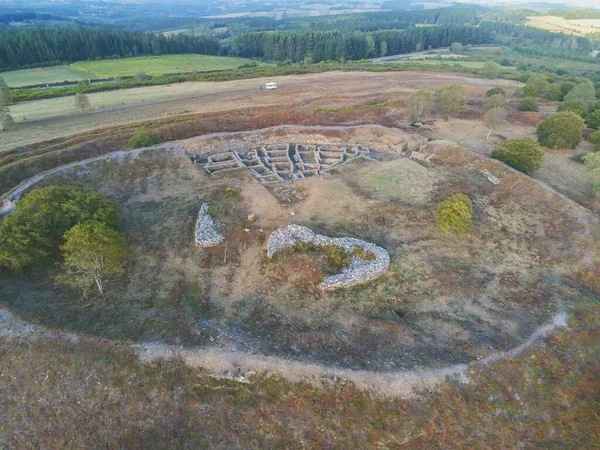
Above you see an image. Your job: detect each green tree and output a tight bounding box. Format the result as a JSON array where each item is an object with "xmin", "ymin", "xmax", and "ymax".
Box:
[
  {"xmin": 523, "ymin": 75, "xmax": 548, "ymax": 98},
  {"xmin": 435, "ymin": 84, "xmax": 468, "ymax": 121},
  {"xmin": 564, "ymin": 81, "xmax": 596, "ymax": 103},
  {"xmin": 73, "ymin": 92, "xmax": 91, "ymax": 111},
  {"xmin": 537, "ymin": 112, "xmax": 586, "ymax": 149},
  {"xmin": 0, "ymin": 76, "xmax": 12, "ymax": 106},
  {"xmin": 449, "ymin": 42, "xmax": 463, "ymax": 52},
  {"xmin": 589, "ymin": 131, "xmax": 600, "ymax": 144},
  {"xmin": 483, "ymin": 106, "xmax": 507, "ymax": 139},
  {"xmin": 558, "ymin": 99, "xmax": 589, "ymax": 117},
  {"xmin": 437, "ymin": 193, "xmax": 472, "ymax": 235},
  {"xmin": 380, "ymin": 41, "xmax": 388, "ymax": 57},
  {"xmin": 517, "ymin": 97, "xmax": 538, "ymax": 112},
  {"xmin": 408, "ymin": 89, "xmax": 434, "ymax": 122},
  {"xmin": 135, "ymin": 70, "xmax": 148, "ymax": 80},
  {"xmin": 585, "ymin": 110, "xmax": 600, "ymax": 129},
  {"xmin": 0, "ymin": 76, "xmax": 14, "ymax": 131},
  {"xmin": 542, "ymin": 84, "xmax": 562, "ymax": 101},
  {"xmin": 483, "ymin": 93, "xmax": 506, "ymax": 112},
  {"xmin": 56, "ymin": 222, "xmax": 127, "ymax": 297},
  {"xmin": 366, "ymin": 35, "xmax": 376, "ymax": 57},
  {"xmin": 0, "ymin": 186, "xmax": 119, "ymax": 270},
  {"xmin": 481, "ymin": 61, "xmax": 499, "ymax": 80},
  {"xmin": 582, "ymin": 151, "xmax": 600, "ymax": 197},
  {"xmin": 0, "ymin": 105, "xmax": 14, "ymax": 131},
  {"xmin": 560, "ymin": 80, "xmax": 576, "ymax": 98},
  {"xmin": 492, "ymin": 137, "xmax": 545, "ymax": 174}
]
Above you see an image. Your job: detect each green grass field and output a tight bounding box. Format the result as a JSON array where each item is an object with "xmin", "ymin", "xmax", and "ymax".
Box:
[
  {"xmin": 1, "ymin": 65, "xmax": 90, "ymax": 87},
  {"xmin": 380, "ymin": 59, "xmax": 515, "ymax": 71},
  {"xmin": 71, "ymin": 54, "xmax": 264, "ymax": 78}
]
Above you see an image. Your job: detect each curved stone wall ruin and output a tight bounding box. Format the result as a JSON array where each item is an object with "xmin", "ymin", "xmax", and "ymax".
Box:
[{"xmin": 267, "ymin": 224, "xmax": 390, "ymax": 289}]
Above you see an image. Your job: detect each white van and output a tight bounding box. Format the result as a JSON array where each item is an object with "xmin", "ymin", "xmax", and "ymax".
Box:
[{"xmin": 265, "ymin": 82, "xmax": 278, "ymax": 90}]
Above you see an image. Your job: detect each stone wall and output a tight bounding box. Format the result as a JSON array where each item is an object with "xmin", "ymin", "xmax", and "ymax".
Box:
[
  {"xmin": 267, "ymin": 224, "xmax": 390, "ymax": 289},
  {"xmin": 194, "ymin": 203, "xmax": 224, "ymax": 247}
]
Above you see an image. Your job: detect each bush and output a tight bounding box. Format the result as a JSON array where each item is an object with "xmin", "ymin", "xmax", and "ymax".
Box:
[
  {"xmin": 492, "ymin": 137, "xmax": 545, "ymax": 174},
  {"xmin": 517, "ymin": 97, "xmax": 538, "ymax": 112},
  {"xmin": 127, "ymin": 129, "xmax": 160, "ymax": 149},
  {"xmin": 537, "ymin": 112, "xmax": 586, "ymax": 149},
  {"xmin": 483, "ymin": 94, "xmax": 506, "ymax": 112},
  {"xmin": 486, "ymin": 87, "xmax": 506, "ymax": 98},
  {"xmin": 572, "ymin": 150, "xmax": 591, "ymax": 163},
  {"xmin": 436, "ymin": 193, "xmax": 473, "ymax": 235}
]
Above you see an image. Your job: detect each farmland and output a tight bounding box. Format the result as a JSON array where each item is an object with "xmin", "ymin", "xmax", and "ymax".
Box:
[
  {"xmin": 0, "ymin": 65, "xmax": 90, "ymax": 87},
  {"xmin": 71, "ymin": 54, "xmax": 265, "ymax": 78},
  {"xmin": 526, "ymin": 15, "xmax": 600, "ymax": 36}
]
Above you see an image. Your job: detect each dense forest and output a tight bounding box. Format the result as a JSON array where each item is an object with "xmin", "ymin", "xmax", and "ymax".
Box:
[
  {"xmin": 548, "ymin": 8, "xmax": 600, "ymax": 20},
  {"xmin": 233, "ymin": 26, "xmax": 491, "ymax": 62},
  {"xmin": 479, "ymin": 21, "xmax": 593, "ymax": 53},
  {"xmin": 0, "ymin": 28, "xmax": 219, "ymax": 70}
]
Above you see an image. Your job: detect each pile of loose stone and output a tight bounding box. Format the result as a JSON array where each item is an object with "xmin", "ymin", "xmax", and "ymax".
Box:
[
  {"xmin": 267, "ymin": 224, "xmax": 390, "ymax": 289},
  {"xmin": 194, "ymin": 203, "xmax": 224, "ymax": 247}
]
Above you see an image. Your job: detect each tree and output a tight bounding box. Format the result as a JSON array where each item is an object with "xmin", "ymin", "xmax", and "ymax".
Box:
[
  {"xmin": 0, "ymin": 105, "xmax": 14, "ymax": 131},
  {"xmin": 0, "ymin": 186, "xmax": 119, "ymax": 271},
  {"xmin": 537, "ymin": 112, "xmax": 586, "ymax": 149},
  {"xmin": 523, "ymin": 75, "xmax": 548, "ymax": 98},
  {"xmin": 483, "ymin": 93, "xmax": 506, "ymax": 112},
  {"xmin": 589, "ymin": 131, "xmax": 600, "ymax": 145},
  {"xmin": 585, "ymin": 110, "xmax": 600, "ymax": 129},
  {"xmin": 564, "ymin": 81, "xmax": 596, "ymax": 103},
  {"xmin": 481, "ymin": 61, "xmax": 499, "ymax": 80},
  {"xmin": 135, "ymin": 70, "xmax": 148, "ymax": 80},
  {"xmin": 517, "ymin": 97, "xmax": 538, "ymax": 112},
  {"xmin": 449, "ymin": 42, "xmax": 463, "ymax": 52},
  {"xmin": 0, "ymin": 76, "xmax": 12, "ymax": 106},
  {"xmin": 491, "ymin": 137, "xmax": 545, "ymax": 174},
  {"xmin": 73, "ymin": 92, "xmax": 91, "ymax": 111},
  {"xmin": 582, "ymin": 152, "xmax": 600, "ymax": 197},
  {"xmin": 437, "ymin": 193, "xmax": 472, "ymax": 235},
  {"xmin": 560, "ymin": 80, "xmax": 576, "ymax": 98},
  {"xmin": 542, "ymin": 84, "xmax": 562, "ymax": 101},
  {"xmin": 408, "ymin": 89, "xmax": 434, "ymax": 122},
  {"xmin": 558, "ymin": 99, "xmax": 589, "ymax": 117},
  {"xmin": 435, "ymin": 84, "xmax": 468, "ymax": 121},
  {"xmin": 56, "ymin": 222, "xmax": 127, "ymax": 297},
  {"xmin": 483, "ymin": 107, "xmax": 507, "ymax": 139},
  {"xmin": 380, "ymin": 41, "xmax": 387, "ymax": 57},
  {"xmin": 0, "ymin": 76, "xmax": 13, "ymax": 131}
]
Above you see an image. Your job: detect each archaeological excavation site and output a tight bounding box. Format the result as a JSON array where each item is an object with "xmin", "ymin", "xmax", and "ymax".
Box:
[{"xmin": 1, "ymin": 123, "xmax": 598, "ymax": 395}]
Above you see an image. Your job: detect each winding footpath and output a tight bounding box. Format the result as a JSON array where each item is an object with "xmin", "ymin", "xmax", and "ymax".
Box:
[{"xmin": 0, "ymin": 304, "xmax": 568, "ymax": 398}]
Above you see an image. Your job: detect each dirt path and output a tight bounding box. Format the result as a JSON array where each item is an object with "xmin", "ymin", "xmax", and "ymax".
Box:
[{"xmin": 0, "ymin": 303, "xmax": 567, "ymax": 398}]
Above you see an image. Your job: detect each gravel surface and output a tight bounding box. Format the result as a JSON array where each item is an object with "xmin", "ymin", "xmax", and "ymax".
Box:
[{"xmin": 194, "ymin": 203, "xmax": 224, "ymax": 247}]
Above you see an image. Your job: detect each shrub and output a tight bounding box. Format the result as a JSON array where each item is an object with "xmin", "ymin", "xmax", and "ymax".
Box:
[
  {"xmin": 492, "ymin": 137, "xmax": 545, "ymax": 174},
  {"xmin": 523, "ymin": 75, "xmax": 548, "ymax": 98},
  {"xmin": 582, "ymin": 152, "xmax": 600, "ymax": 196},
  {"xmin": 564, "ymin": 81, "xmax": 596, "ymax": 103},
  {"xmin": 560, "ymin": 81, "xmax": 576, "ymax": 97},
  {"xmin": 572, "ymin": 150, "xmax": 590, "ymax": 163},
  {"xmin": 486, "ymin": 87, "xmax": 506, "ymax": 98},
  {"xmin": 537, "ymin": 112, "xmax": 586, "ymax": 149},
  {"xmin": 127, "ymin": 129, "xmax": 160, "ymax": 149},
  {"xmin": 517, "ymin": 97, "xmax": 538, "ymax": 112},
  {"xmin": 481, "ymin": 61, "xmax": 500, "ymax": 80},
  {"xmin": 436, "ymin": 193, "xmax": 473, "ymax": 235}
]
